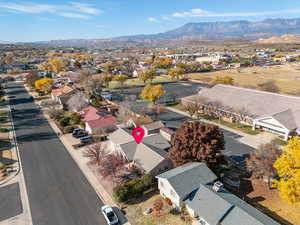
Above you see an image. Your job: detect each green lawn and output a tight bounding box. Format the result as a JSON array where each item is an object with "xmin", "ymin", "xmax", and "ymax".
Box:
[
  {"xmin": 169, "ymin": 104, "xmax": 259, "ymax": 135},
  {"xmin": 212, "ymin": 119, "xmax": 260, "ymax": 135},
  {"xmin": 108, "ymin": 76, "xmax": 176, "ymax": 89}
]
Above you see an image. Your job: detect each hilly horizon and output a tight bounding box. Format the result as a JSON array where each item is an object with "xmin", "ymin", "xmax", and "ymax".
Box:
[{"xmin": 13, "ymin": 17, "xmax": 300, "ymax": 47}]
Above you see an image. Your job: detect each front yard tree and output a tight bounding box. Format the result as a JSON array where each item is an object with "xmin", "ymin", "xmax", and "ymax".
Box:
[
  {"xmin": 83, "ymin": 143, "xmax": 107, "ymax": 166},
  {"xmin": 273, "ymin": 137, "xmax": 300, "ymax": 204},
  {"xmin": 138, "ymin": 69, "xmax": 156, "ymax": 84},
  {"xmin": 169, "ymin": 120, "xmax": 225, "ymax": 168},
  {"xmin": 184, "ymin": 102, "xmax": 201, "ymax": 118},
  {"xmin": 84, "ymin": 78, "xmax": 102, "ymax": 99},
  {"xmin": 101, "ymin": 75, "xmax": 113, "ymax": 87},
  {"xmin": 35, "ymin": 78, "xmax": 53, "ymax": 94},
  {"xmin": 246, "ymin": 141, "xmax": 281, "ymax": 183},
  {"xmin": 113, "ymin": 75, "xmax": 128, "ymax": 90},
  {"xmin": 168, "ymin": 67, "xmax": 185, "ymax": 80},
  {"xmin": 67, "ymin": 92, "xmax": 87, "ymax": 112},
  {"xmin": 140, "ymin": 85, "xmax": 166, "ymax": 104},
  {"xmin": 98, "ymin": 153, "xmax": 127, "ymax": 184}
]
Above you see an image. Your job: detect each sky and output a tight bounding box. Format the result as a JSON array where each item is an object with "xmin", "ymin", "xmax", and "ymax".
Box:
[{"xmin": 1, "ymin": 0, "xmax": 300, "ymax": 42}]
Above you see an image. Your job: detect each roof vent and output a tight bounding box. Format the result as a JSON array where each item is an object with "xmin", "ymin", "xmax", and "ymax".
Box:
[{"xmin": 212, "ymin": 181, "xmax": 223, "ymax": 192}]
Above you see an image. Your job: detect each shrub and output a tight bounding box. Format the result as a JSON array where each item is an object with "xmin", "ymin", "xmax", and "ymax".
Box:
[
  {"xmin": 69, "ymin": 113, "xmax": 81, "ymax": 125},
  {"xmin": 0, "ymin": 128, "xmax": 9, "ymax": 133},
  {"xmin": 48, "ymin": 109, "xmax": 64, "ymax": 120},
  {"xmin": 59, "ymin": 117, "xmax": 70, "ymax": 127},
  {"xmin": 164, "ymin": 197, "xmax": 172, "ymax": 206},
  {"xmin": 64, "ymin": 126, "xmax": 75, "ymax": 134},
  {"xmin": 113, "ymin": 174, "xmax": 155, "ymax": 203}
]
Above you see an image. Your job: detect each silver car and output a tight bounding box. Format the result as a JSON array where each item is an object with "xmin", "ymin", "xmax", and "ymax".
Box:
[{"xmin": 101, "ymin": 205, "xmax": 118, "ymax": 225}]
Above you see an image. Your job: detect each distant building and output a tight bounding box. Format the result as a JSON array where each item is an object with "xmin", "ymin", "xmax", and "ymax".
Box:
[{"xmin": 182, "ymin": 84, "xmax": 300, "ymax": 140}]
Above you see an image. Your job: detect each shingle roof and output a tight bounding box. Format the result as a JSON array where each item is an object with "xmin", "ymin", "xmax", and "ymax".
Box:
[
  {"xmin": 184, "ymin": 183, "xmax": 280, "ymax": 225},
  {"xmin": 182, "ymin": 84, "xmax": 300, "ymax": 130},
  {"xmin": 185, "ymin": 185, "xmax": 233, "ymax": 225},
  {"xmin": 142, "ymin": 121, "xmax": 165, "ymax": 131},
  {"xmin": 109, "ymin": 128, "xmax": 134, "ymax": 145},
  {"xmin": 51, "ymin": 86, "xmax": 74, "ymax": 97},
  {"xmin": 271, "ymin": 109, "xmax": 297, "ymax": 130},
  {"xmin": 156, "ymin": 163, "xmax": 217, "ymax": 198}
]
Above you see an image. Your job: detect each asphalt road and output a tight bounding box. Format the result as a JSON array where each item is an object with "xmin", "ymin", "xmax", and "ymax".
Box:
[{"xmin": 6, "ymin": 82, "xmax": 107, "ymax": 225}]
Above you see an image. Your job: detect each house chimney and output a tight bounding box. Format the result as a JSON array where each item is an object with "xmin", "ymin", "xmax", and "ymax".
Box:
[{"xmin": 212, "ymin": 181, "xmax": 223, "ymax": 192}]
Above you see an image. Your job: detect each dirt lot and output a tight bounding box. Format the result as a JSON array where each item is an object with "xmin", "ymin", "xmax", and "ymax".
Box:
[
  {"xmin": 244, "ymin": 179, "xmax": 300, "ymax": 225},
  {"xmin": 188, "ymin": 64, "xmax": 300, "ymax": 94}
]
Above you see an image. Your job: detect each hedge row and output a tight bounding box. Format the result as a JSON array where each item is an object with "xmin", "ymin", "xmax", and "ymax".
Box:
[{"xmin": 113, "ymin": 174, "xmax": 156, "ymax": 203}]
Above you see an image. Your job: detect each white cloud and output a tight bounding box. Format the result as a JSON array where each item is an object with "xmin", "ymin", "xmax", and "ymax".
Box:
[
  {"xmin": 0, "ymin": 2, "xmax": 103, "ymax": 19},
  {"xmin": 171, "ymin": 8, "xmax": 300, "ymax": 18},
  {"xmin": 71, "ymin": 2, "xmax": 103, "ymax": 15},
  {"xmin": 148, "ymin": 17, "xmax": 159, "ymax": 23},
  {"xmin": 59, "ymin": 12, "xmax": 89, "ymax": 19}
]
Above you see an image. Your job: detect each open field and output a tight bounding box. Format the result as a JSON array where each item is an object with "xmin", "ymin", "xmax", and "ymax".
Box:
[{"xmin": 188, "ymin": 64, "xmax": 300, "ymax": 94}]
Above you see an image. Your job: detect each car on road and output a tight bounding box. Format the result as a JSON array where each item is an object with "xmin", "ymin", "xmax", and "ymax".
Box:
[
  {"xmin": 80, "ymin": 136, "xmax": 93, "ymax": 144},
  {"xmin": 101, "ymin": 205, "xmax": 118, "ymax": 225},
  {"xmin": 72, "ymin": 130, "xmax": 88, "ymax": 138}
]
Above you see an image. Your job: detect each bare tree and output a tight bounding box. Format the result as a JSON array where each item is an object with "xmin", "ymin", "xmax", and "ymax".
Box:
[
  {"xmin": 67, "ymin": 92, "xmax": 88, "ymax": 112},
  {"xmin": 149, "ymin": 103, "xmax": 166, "ymax": 119},
  {"xmin": 83, "ymin": 143, "xmax": 107, "ymax": 166},
  {"xmin": 246, "ymin": 140, "xmax": 282, "ymax": 186},
  {"xmin": 98, "ymin": 153, "xmax": 127, "ymax": 185},
  {"xmin": 116, "ymin": 102, "xmax": 134, "ymax": 127},
  {"xmin": 258, "ymin": 80, "xmax": 280, "ymax": 93}
]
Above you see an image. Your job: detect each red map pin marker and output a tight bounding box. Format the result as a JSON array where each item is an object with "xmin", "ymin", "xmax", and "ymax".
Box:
[{"xmin": 132, "ymin": 127, "xmax": 145, "ymax": 144}]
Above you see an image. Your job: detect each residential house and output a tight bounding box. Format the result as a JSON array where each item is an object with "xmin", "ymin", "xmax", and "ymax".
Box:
[
  {"xmin": 51, "ymin": 86, "xmax": 76, "ymax": 109},
  {"xmin": 156, "ymin": 163, "xmax": 280, "ymax": 225},
  {"xmin": 80, "ymin": 106, "xmax": 117, "ymax": 134},
  {"xmin": 109, "ymin": 128, "xmax": 172, "ymax": 175},
  {"xmin": 141, "ymin": 121, "xmax": 165, "ymax": 136},
  {"xmin": 182, "ymin": 84, "xmax": 300, "ymax": 140}
]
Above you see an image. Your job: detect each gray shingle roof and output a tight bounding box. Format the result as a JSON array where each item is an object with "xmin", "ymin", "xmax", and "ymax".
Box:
[
  {"xmin": 156, "ymin": 163, "xmax": 217, "ymax": 198},
  {"xmin": 142, "ymin": 121, "xmax": 165, "ymax": 131},
  {"xmin": 185, "ymin": 183, "xmax": 280, "ymax": 225},
  {"xmin": 111, "ymin": 128, "xmax": 170, "ymax": 173},
  {"xmin": 271, "ymin": 109, "xmax": 297, "ymax": 130},
  {"xmin": 109, "ymin": 128, "xmax": 134, "ymax": 145},
  {"xmin": 182, "ymin": 84, "xmax": 300, "ymax": 130},
  {"xmin": 142, "ymin": 134, "xmax": 170, "ymax": 150}
]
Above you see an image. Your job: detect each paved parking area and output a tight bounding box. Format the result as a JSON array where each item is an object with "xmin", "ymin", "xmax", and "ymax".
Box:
[{"xmin": 0, "ymin": 182, "xmax": 23, "ymax": 222}]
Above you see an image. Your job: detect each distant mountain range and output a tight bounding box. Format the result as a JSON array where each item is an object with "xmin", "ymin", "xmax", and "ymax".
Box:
[
  {"xmin": 12, "ymin": 18, "xmax": 300, "ymax": 47},
  {"xmin": 256, "ymin": 34, "xmax": 300, "ymax": 44},
  {"xmin": 117, "ymin": 18, "xmax": 300, "ymax": 41}
]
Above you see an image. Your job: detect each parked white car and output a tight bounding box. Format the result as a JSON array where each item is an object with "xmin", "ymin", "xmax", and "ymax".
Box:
[{"xmin": 101, "ymin": 205, "xmax": 118, "ymax": 225}]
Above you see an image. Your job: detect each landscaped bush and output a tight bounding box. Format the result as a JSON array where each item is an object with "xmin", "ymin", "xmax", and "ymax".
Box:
[
  {"xmin": 59, "ymin": 117, "xmax": 70, "ymax": 127},
  {"xmin": 64, "ymin": 126, "xmax": 75, "ymax": 134},
  {"xmin": 0, "ymin": 128, "xmax": 9, "ymax": 133},
  {"xmin": 113, "ymin": 174, "xmax": 156, "ymax": 203},
  {"xmin": 164, "ymin": 197, "xmax": 173, "ymax": 206},
  {"xmin": 69, "ymin": 113, "xmax": 81, "ymax": 125},
  {"xmin": 48, "ymin": 109, "xmax": 64, "ymax": 120}
]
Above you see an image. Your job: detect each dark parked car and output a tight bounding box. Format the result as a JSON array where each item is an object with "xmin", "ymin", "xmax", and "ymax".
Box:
[
  {"xmin": 73, "ymin": 130, "xmax": 88, "ymax": 138},
  {"xmin": 80, "ymin": 136, "xmax": 93, "ymax": 144},
  {"xmin": 72, "ymin": 128, "xmax": 84, "ymax": 135}
]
